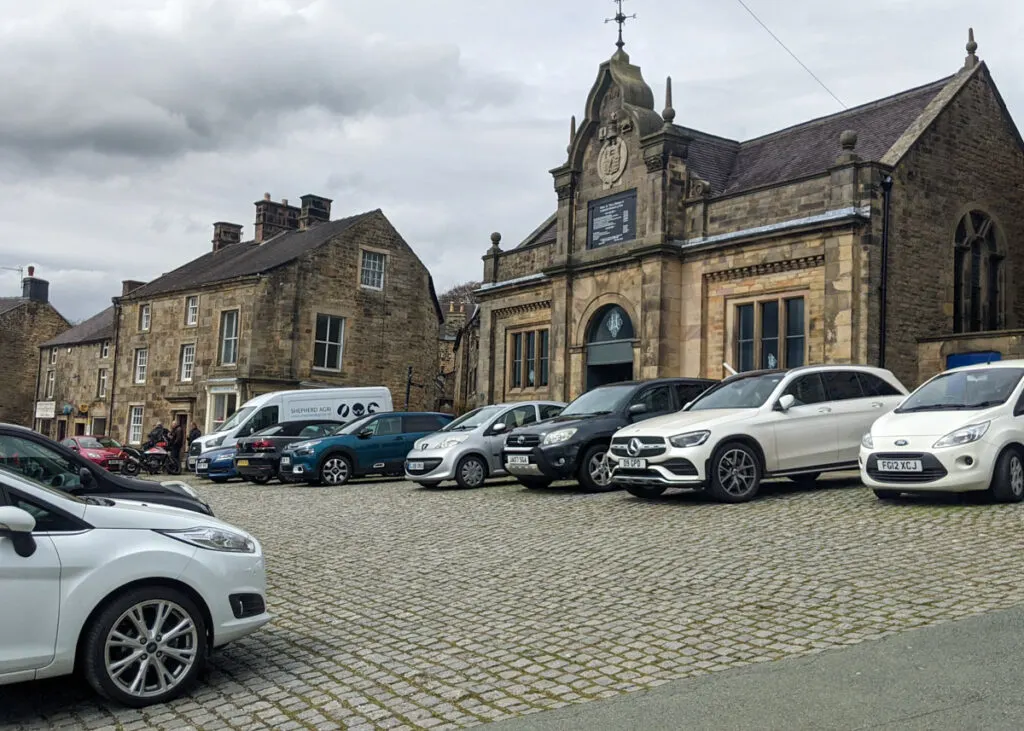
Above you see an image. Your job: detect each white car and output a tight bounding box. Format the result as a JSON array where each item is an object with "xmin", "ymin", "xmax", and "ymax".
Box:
[
  {"xmin": 0, "ymin": 467, "xmax": 270, "ymax": 707},
  {"xmin": 861, "ymin": 360, "xmax": 1024, "ymax": 502},
  {"xmin": 609, "ymin": 365, "xmax": 908, "ymax": 503}
]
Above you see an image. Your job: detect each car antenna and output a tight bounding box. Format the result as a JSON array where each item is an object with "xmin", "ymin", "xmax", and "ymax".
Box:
[{"xmin": 723, "ymin": 362, "xmax": 738, "ymax": 376}]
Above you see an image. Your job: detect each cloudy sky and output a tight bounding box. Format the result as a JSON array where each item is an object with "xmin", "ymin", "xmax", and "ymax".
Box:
[{"xmin": 0, "ymin": 0, "xmax": 1021, "ymax": 320}]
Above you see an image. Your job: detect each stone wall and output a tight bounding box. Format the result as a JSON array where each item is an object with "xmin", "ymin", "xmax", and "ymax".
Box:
[
  {"xmin": 917, "ymin": 330, "xmax": 1024, "ymax": 386},
  {"xmin": 700, "ymin": 176, "xmax": 833, "ymax": 238},
  {"xmin": 884, "ymin": 68, "xmax": 1024, "ymax": 389},
  {"xmin": 0, "ymin": 302, "xmax": 69, "ymax": 426},
  {"xmin": 36, "ymin": 340, "xmax": 113, "ymax": 438},
  {"xmin": 491, "ymin": 243, "xmax": 554, "ymax": 284}
]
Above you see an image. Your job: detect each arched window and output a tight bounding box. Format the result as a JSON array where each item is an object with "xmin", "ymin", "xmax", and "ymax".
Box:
[{"xmin": 953, "ymin": 210, "xmax": 1004, "ymax": 333}]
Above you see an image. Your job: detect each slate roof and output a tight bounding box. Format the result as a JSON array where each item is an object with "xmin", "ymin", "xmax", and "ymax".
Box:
[
  {"xmin": 122, "ymin": 211, "xmax": 377, "ymax": 300},
  {"xmin": 0, "ymin": 297, "xmax": 25, "ymax": 317},
  {"xmin": 41, "ymin": 306, "xmax": 114, "ymax": 348},
  {"xmin": 517, "ymin": 74, "xmax": 955, "ymax": 247}
]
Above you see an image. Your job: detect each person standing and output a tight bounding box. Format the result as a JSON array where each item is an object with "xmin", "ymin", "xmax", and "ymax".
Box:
[
  {"xmin": 168, "ymin": 421, "xmax": 184, "ymax": 466},
  {"xmin": 187, "ymin": 421, "xmax": 201, "ymax": 447}
]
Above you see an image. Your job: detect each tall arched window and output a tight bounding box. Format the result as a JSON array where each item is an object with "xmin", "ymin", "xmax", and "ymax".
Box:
[{"xmin": 953, "ymin": 210, "xmax": 1004, "ymax": 333}]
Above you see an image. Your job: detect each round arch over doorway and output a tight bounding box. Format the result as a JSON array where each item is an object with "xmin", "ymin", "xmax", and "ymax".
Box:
[{"xmin": 585, "ymin": 305, "xmax": 635, "ymax": 390}]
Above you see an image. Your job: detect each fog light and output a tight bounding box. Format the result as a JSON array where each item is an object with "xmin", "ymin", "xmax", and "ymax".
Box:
[
  {"xmin": 964, "ymin": 456, "xmax": 974, "ymax": 466},
  {"xmin": 556, "ymin": 458, "xmax": 565, "ymax": 466}
]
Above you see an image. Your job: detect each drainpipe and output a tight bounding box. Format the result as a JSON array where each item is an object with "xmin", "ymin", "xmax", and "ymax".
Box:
[
  {"xmin": 109, "ymin": 300, "xmax": 121, "ymax": 438},
  {"xmin": 878, "ymin": 175, "xmax": 894, "ymax": 369},
  {"xmin": 33, "ymin": 347, "xmax": 43, "ymax": 431}
]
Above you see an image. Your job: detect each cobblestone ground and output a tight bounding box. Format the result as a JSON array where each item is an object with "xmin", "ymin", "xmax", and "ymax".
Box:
[{"xmin": 5, "ymin": 474, "xmax": 1024, "ymax": 730}]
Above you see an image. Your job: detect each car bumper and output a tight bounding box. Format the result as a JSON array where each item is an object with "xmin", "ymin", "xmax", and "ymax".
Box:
[
  {"xmin": 502, "ymin": 443, "xmax": 579, "ymax": 480},
  {"xmin": 404, "ymin": 448, "xmax": 462, "ymax": 482},
  {"xmin": 235, "ymin": 455, "xmax": 277, "ymax": 479},
  {"xmin": 279, "ymin": 455, "xmax": 316, "ymax": 482},
  {"xmin": 608, "ymin": 448, "xmax": 709, "ymax": 488},
  {"xmin": 184, "ymin": 542, "xmax": 272, "ymax": 648},
  {"xmin": 859, "ymin": 445, "xmax": 994, "ymax": 492}
]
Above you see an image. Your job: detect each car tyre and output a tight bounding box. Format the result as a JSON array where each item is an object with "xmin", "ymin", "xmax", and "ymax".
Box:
[
  {"xmin": 873, "ymin": 489, "xmax": 901, "ymax": 500},
  {"xmin": 250, "ymin": 474, "xmax": 271, "ymax": 485},
  {"xmin": 578, "ymin": 444, "xmax": 617, "ymax": 493},
  {"xmin": 81, "ymin": 585, "xmax": 208, "ymax": 708},
  {"xmin": 988, "ymin": 448, "xmax": 1024, "ymax": 503},
  {"xmin": 455, "ymin": 455, "xmax": 488, "ymax": 489},
  {"xmin": 625, "ymin": 485, "xmax": 667, "ymax": 499},
  {"xmin": 788, "ymin": 472, "xmax": 820, "ymax": 488},
  {"xmin": 320, "ymin": 455, "xmax": 352, "ymax": 486},
  {"xmin": 165, "ymin": 460, "xmax": 182, "ymax": 476},
  {"xmin": 416, "ymin": 481, "xmax": 442, "ymax": 488},
  {"xmin": 518, "ymin": 477, "xmax": 552, "ymax": 490},
  {"xmin": 121, "ymin": 460, "xmax": 140, "ymax": 477},
  {"xmin": 210, "ymin": 477, "xmax": 228, "ymax": 484},
  {"xmin": 707, "ymin": 441, "xmax": 762, "ymax": 503}
]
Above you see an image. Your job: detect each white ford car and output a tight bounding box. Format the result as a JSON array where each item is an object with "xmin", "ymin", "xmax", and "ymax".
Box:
[
  {"xmin": 609, "ymin": 365, "xmax": 908, "ymax": 502},
  {"xmin": 861, "ymin": 360, "xmax": 1024, "ymax": 502},
  {"xmin": 0, "ymin": 467, "xmax": 270, "ymax": 707}
]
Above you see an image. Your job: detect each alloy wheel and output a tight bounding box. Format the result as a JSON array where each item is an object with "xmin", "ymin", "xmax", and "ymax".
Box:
[
  {"xmin": 716, "ymin": 448, "xmax": 757, "ymax": 497},
  {"xmin": 589, "ymin": 451, "xmax": 611, "ymax": 486},
  {"xmin": 1011, "ymin": 455, "xmax": 1024, "ymax": 497},
  {"xmin": 322, "ymin": 458, "xmax": 350, "ymax": 485},
  {"xmin": 104, "ymin": 600, "xmax": 199, "ymax": 701}
]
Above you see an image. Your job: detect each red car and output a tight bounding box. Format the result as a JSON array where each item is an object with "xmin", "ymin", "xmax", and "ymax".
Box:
[{"xmin": 61, "ymin": 435, "xmax": 127, "ymax": 472}]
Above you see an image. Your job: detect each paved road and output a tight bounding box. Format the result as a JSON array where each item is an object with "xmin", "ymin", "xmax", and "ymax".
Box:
[
  {"xmin": 492, "ymin": 603, "xmax": 1024, "ymax": 730},
  {"xmin": 3, "ymin": 473, "xmax": 1024, "ymax": 730}
]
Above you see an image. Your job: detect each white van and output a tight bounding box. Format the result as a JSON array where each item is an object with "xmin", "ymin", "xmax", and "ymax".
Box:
[{"xmin": 189, "ymin": 387, "xmax": 392, "ymax": 460}]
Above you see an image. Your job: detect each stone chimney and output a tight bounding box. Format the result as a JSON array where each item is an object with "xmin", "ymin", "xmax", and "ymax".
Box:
[
  {"xmin": 212, "ymin": 222, "xmax": 244, "ymax": 252},
  {"xmin": 299, "ymin": 194, "xmax": 333, "ymax": 229},
  {"xmin": 254, "ymin": 193, "xmax": 300, "ymax": 243},
  {"xmin": 21, "ymin": 266, "xmax": 49, "ymax": 303},
  {"xmin": 121, "ymin": 280, "xmax": 146, "ymax": 296}
]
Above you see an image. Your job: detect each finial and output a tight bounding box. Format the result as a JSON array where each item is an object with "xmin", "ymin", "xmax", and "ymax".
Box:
[
  {"xmin": 489, "ymin": 232, "xmax": 502, "ymax": 252},
  {"xmin": 839, "ymin": 129, "xmax": 857, "ymax": 151},
  {"xmin": 964, "ymin": 27, "xmax": 979, "ymax": 68},
  {"xmin": 605, "ymin": 0, "xmax": 636, "ymax": 55},
  {"xmin": 662, "ymin": 76, "xmax": 676, "ymax": 126},
  {"xmin": 567, "ymin": 115, "xmax": 576, "ymax": 154}
]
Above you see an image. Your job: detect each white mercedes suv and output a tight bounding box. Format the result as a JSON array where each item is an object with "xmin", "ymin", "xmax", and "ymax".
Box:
[{"xmin": 609, "ymin": 365, "xmax": 908, "ymax": 503}]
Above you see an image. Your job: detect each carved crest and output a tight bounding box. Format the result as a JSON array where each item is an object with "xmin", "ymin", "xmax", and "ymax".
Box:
[
  {"xmin": 607, "ymin": 309, "xmax": 624, "ymax": 338},
  {"xmin": 598, "ymin": 137, "xmax": 627, "ymax": 188}
]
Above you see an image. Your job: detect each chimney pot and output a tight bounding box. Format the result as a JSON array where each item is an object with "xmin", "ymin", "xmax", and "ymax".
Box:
[
  {"xmin": 282, "ymin": 198, "xmax": 288, "ymax": 206},
  {"xmin": 264, "ymin": 192, "xmax": 271, "ymax": 201},
  {"xmin": 27, "ymin": 265, "xmax": 35, "ymax": 277}
]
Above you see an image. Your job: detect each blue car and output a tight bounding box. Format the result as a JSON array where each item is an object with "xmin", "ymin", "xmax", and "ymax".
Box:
[
  {"xmin": 195, "ymin": 446, "xmax": 238, "ymax": 483},
  {"xmin": 281, "ymin": 411, "xmax": 454, "ymax": 486}
]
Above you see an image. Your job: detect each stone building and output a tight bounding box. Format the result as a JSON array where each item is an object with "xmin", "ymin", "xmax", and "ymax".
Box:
[
  {"xmin": 0, "ymin": 269, "xmax": 70, "ymax": 427},
  {"xmin": 33, "ymin": 305, "xmax": 116, "ymax": 441},
  {"xmin": 451, "ymin": 305, "xmax": 481, "ymax": 414},
  {"xmin": 109, "ymin": 194, "xmax": 443, "ymax": 444},
  {"xmin": 437, "ymin": 301, "xmax": 469, "ymax": 412},
  {"xmin": 467, "ymin": 31, "xmax": 1024, "ymax": 406}
]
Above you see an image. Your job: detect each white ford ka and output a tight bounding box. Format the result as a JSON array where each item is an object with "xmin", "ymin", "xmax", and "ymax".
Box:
[
  {"xmin": 861, "ymin": 360, "xmax": 1024, "ymax": 502},
  {"xmin": 0, "ymin": 467, "xmax": 270, "ymax": 707}
]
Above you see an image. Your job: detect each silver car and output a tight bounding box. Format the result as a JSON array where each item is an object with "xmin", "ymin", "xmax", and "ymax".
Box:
[{"xmin": 405, "ymin": 401, "xmax": 566, "ymax": 488}]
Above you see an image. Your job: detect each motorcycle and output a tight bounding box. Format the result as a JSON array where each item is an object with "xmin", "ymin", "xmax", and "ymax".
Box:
[{"xmin": 122, "ymin": 439, "xmax": 181, "ymax": 476}]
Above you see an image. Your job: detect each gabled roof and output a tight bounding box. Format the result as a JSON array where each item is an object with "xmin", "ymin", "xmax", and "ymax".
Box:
[
  {"xmin": 0, "ymin": 297, "xmax": 25, "ymax": 317},
  {"xmin": 516, "ymin": 214, "xmax": 557, "ymax": 249},
  {"xmin": 122, "ymin": 211, "xmax": 378, "ymax": 300},
  {"xmin": 41, "ymin": 306, "xmax": 114, "ymax": 348}
]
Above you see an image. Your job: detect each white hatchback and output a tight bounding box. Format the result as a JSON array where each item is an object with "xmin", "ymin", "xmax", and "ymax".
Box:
[
  {"xmin": 861, "ymin": 360, "xmax": 1024, "ymax": 502},
  {"xmin": 0, "ymin": 467, "xmax": 270, "ymax": 707},
  {"xmin": 609, "ymin": 365, "xmax": 908, "ymax": 502}
]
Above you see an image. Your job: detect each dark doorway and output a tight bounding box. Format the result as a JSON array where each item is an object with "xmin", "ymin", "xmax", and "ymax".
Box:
[
  {"xmin": 74, "ymin": 422, "xmax": 86, "ymax": 436},
  {"xmin": 585, "ymin": 305, "xmax": 635, "ymax": 391},
  {"xmin": 57, "ymin": 420, "xmax": 67, "ymax": 441}
]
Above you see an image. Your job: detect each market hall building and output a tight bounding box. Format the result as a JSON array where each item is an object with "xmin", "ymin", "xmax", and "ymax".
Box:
[{"xmin": 467, "ymin": 31, "xmax": 1024, "ymax": 407}]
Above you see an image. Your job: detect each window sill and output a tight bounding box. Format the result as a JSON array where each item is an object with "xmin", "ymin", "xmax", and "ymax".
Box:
[
  {"xmin": 312, "ymin": 367, "xmax": 343, "ymax": 374},
  {"xmin": 507, "ymin": 386, "xmax": 550, "ymax": 394},
  {"xmin": 360, "ymin": 285, "xmax": 384, "ymax": 292}
]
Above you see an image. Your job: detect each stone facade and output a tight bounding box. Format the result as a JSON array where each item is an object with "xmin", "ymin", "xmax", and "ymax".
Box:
[
  {"xmin": 451, "ymin": 306, "xmax": 481, "ymax": 414},
  {"xmin": 34, "ymin": 306, "xmax": 116, "ymax": 440},
  {"xmin": 0, "ymin": 272, "xmax": 70, "ymax": 427},
  {"xmin": 463, "ymin": 34, "xmax": 1024, "ymax": 405},
  {"xmin": 109, "ymin": 199, "xmax": 442, "ymax": 443},
  {"xmin": 436, "ymin": 301, "xmax": 468, "ymax": 412}
]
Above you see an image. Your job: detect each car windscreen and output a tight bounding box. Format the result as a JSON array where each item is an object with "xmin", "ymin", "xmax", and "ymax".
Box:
[
  {"xmin": 215, "ymin": 406, "xmax": 256, "ymax": 433},
  {"xmin": 896, "ymin": 367, "xmax": 1024, "ymax": 412},
  {"xmin": 560, "ymin": 385, "xmax": 635, "ymax": 417},
  {"xmin": 76, "ymin": 437, "xmax": 104, "ymax": 449},
  {"xmin": 440, "ymin": 405, "xmax": 504, "ymax": 431},
  {"xmin": 688, "ymin": 373, "xmax": 786, "ymax": 411},
  {"xmin": 97, "ymin": 437, "xmax": 122, "ymax": 449}
]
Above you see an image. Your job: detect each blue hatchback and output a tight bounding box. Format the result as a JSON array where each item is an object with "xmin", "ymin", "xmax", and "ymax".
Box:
[
  {"xmin": 195, "ymin": 446, "xmax": 238, "ymax": 483},
  {"xmin": 281, "ymin": 412, "xmax": 453, "ymax": 486}
]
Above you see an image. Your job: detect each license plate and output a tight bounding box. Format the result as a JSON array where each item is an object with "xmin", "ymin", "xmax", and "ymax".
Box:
[
  {"xmin": 108, "ymin": 460, "xmax": 122, "ymax": 467},
  {"xmin": 187, "ymin": 456, "xmax": 197, "ymax": 468},
  {"xmin": 237, "ymin": 459, "xmax": 249, "ymax": 467},
  {"xmin": 280, "ymin": 456, "xmax": 291, "ymax": 466},
  {"xmin": 198, "ymin": 460, "xmax": 209, "ymax": 469},
  {"xmin": 878, "ymin": 459, "xmax": 922, "ymax": 472},
  {"xmin": 408, "ymin": 461, "xmax": 424, "ymax": 471},
  {"xmin": 618, "ymin": 458, "xmax": 647, "ymax": 469},
  {"xmin": 507, "ymin": 455, "xmax": 530, "ymax": 465}
]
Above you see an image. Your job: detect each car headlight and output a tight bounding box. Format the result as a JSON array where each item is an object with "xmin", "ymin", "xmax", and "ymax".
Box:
[
  {"xmin": 542, "ymin": 428, "xmax": 577, "ymax": 445},
  {"xmin": 438, "ymin": 436, "xmax": 467, "ymax": 449},
  {"xmin": 861, "ymin": 433, "xmax": 873, "ymax": 449},
  {"xmin": 161, "ymin": 480, "xmax": 198, "ymax": 498},
  {"xmin": 668, "ymin": 431, "xmax": 710, "ymax": 448},
  {"xmin": 156, "ymin": 526, "xmax": 255, "ymax": 553},
  {"xmin": 933, "ymin": 421, "xmax": 990, "ymax": 449}
]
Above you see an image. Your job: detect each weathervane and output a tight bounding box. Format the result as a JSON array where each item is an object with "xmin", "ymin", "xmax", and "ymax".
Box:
[{"xmin": 605, "ymin": 0, "xmax": 636, "ymax": 51}]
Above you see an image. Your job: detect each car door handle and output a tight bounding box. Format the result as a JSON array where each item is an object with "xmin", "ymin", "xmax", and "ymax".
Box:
[
  {"xmin": 817, "ymin": 407, "xmax": 832, "ymax": 413},
  {"xmin": 871, "ymin": 402, "xmax": 884, "ymax": 408}
]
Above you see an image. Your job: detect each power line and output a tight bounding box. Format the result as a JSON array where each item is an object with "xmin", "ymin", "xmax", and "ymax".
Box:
[{"xmin": 734, "ymin": 0, "xmax": 847, "ymax": 109}]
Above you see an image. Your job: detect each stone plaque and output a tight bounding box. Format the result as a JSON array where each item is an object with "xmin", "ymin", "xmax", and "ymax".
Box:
[{"xmin": 587, "ymin": 189, "xmax": 637, "ymax": 249}]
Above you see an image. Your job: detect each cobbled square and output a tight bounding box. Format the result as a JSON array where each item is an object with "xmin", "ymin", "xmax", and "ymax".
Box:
[{"xmin": 4, "ymin": 474, "xmax": 1024, "ymax": 730}]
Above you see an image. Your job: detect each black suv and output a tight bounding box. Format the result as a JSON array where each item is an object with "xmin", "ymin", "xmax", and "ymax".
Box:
[
  {"xmin": 0, "ymin": 423, "xmax": 213, "ymax": 515},
  {"xmin": 501, "ymin": 378, "xmax": 717, "ymax": 491}
]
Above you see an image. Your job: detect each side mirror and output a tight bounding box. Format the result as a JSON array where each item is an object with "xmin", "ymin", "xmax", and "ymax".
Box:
[
  {"xmin": 490, "ymin": 422, "xmax": 508, "ymax": 434},
  {"xmin": 776, "ymin": 394, "xmax": 796, "ymax": 412},
  {"xmin": 79, "ymin": 467, "xmax": 94, "ymax": 486},
  {"xmin": 0, "ymin": 506, "xmax": 37, "ymax": 558},
  {"xmin": 628, "ymin": 403, "xmax": 648, "ymax": 416},
  {"xmin": 358, "ymin": 429, "xmax": 373, "ymax": 439}
]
